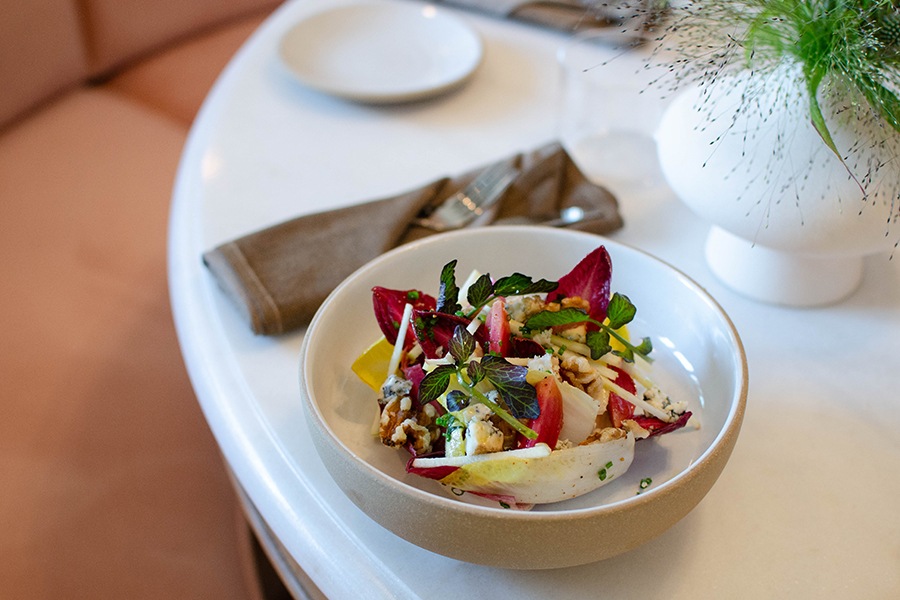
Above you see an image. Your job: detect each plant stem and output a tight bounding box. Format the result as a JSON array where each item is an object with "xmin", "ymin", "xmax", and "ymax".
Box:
[{"xmin": 456, "ymin": 371, "xmax": 538, "ymax": 439}]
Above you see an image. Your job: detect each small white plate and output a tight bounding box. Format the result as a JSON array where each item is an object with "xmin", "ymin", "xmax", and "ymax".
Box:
[{"xmin": 278, "ymin": 3, "xmax": 483, "ymax": 103}]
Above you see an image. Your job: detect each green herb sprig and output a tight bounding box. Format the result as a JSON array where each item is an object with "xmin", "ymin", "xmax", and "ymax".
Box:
[
  {"xmin": 418, "ymin": 325, "xmax": 539, "ymax": 439},
  {"xmin": 657, "ymin": 0, "xmax": 900, "ymax": 188},
  {"xmin": 743, "ymin": 0, "xmax": 900, "ymax": 152},
  {"xmin": 524, "ymin": 292, "xmax": 653, "ymax": 363},
  {"xmin": 435, "ymin": 259, "xmax": 558, "ymax": 318}
]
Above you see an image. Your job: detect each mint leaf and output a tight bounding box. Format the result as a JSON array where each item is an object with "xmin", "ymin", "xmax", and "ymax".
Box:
[
  {"xmin": 480, "ymin": 355, "xmax": 539, "ymax": 420},
  {"xmin": 606, "ymin": 293, "xmax": 636, "ymax": 329},
  {"xmin": 464, "ymin": 272, "xmax": 558, "ymax": 318},
  {"xmin": 586, "ymin": 330, "xmax": 613, "ymax": 361},
  {"xmin": 615, "ymin": 346, "xmax": 634, "ymax": 363},
  {"xmin": 526, "ymin": 306, "xmax": 653, "ymax": 364},
  {"xmin": 524, "ymin": 307, "xmax": 590, "ymax": 329},
  {"xmin": 612, "ymin": 337, "xmax": 651, "ymax": 363},
  {"xmin": 444, "ymin": 390, "xmax": 468, "ymax": 412},
  {"xmin": 437, "ymin": 260, "xmax": 461, "ymax": 315},
  {"xmin": 418, "ymin": 364, "xmax": 456, "ymax": 404},
  {"xmin": 634, "ymin": 337, "xmax": 653, "ymax": 356},
  {"xmin": 467, "ymin": 360, "xmax": 485, "ymax": 386},
  {"xmin": 448, "ymin": 325, "xmax": 475, "ymax": 364},
  {"xmin": 465, "ymin": 273, "xmax": 493, "ymax": 309},
  {"xmin": 492, "ymin": 273, "xmax": 558, "ymax": 297}
]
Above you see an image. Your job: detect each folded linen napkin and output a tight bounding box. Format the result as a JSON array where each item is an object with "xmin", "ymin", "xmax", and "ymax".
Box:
[
  {"xmin": 203, "ymin": 142, "xmax": 623, "ymax": 335},
  {"xmin": 432, "ymin": 0, "xmax": 668, "ymax": 35}
]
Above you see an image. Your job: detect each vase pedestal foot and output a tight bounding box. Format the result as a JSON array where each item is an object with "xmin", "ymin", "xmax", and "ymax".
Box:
[{"xmin": 704, "ymin": 226, "xmax": 864, "ymax": 307}]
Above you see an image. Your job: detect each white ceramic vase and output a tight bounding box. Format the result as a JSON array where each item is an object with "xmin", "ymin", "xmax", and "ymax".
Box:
[{"xmin": 656, "ymin": 63, "xmax": 899, "ymax": 306}]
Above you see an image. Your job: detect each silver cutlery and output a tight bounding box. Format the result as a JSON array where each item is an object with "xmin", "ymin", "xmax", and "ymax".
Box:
[
  {"xmin": 493, "ymin": 204, "xmax": 611, "ymax": 227},
  {"xmin": 413, "ymin": 161, "xmax": 518, "ymax": 232}
]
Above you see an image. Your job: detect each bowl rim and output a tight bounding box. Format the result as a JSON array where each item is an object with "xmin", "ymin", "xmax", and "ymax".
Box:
[{"xmin": 300, "ymin": 226, "xmax": 748, "ymax": 520}]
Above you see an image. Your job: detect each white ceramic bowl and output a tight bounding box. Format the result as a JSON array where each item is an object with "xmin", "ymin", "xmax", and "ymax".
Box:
[
  {"xmin": 656, "ymin": 66, "xmax": 899, "ymax": 305},
  {"xmin": 300, "ymin": 226, "xmax": 747, "ymax": 569}
]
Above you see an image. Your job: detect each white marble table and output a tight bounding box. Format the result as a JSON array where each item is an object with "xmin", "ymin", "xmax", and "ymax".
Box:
[{"xmin": 168, "ymin": 0, "xmax": 900, "ymax": 597}]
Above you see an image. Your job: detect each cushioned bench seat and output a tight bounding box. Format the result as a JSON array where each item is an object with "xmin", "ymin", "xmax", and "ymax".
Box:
[{"xmin": 0, "ymin": 2, "xmax": 282, "ymax": 598}]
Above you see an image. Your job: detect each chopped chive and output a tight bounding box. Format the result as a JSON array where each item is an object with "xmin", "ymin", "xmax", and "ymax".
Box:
[
  {"xmin": 637, "ymin": 477, "xmax": 653, "ymax": 494},
  {"xmin": 598, "ymin": 461, "xmax": 616, "ymax": 482}
]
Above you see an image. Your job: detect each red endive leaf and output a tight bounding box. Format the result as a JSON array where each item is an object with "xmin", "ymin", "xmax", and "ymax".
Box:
[
  {"xmin": 372, "ymin": 287, "xmax": 436, "ymax": 346},
  {"xmin": 608, "ymin": 365, "xmax": 636, "ymax": 428},
  {"xmin": 633, "ymin": 411, "xmax": 692, "ymax": 438},
  {"xmin": 547, "ymin": 246, "xmax": 612, "ymax": 324},
  {"xmin": 406, "ymin": 455, "xmax": 459, "ymax": 480},
  {"xmin": 412, "ymin": 310, "xmax": 485, "ymax": 359}
]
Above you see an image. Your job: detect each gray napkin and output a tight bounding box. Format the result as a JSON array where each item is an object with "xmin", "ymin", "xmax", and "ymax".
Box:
[{"xmin": 203, "ymin": 142, "xmax": 623, "ymax": 335}]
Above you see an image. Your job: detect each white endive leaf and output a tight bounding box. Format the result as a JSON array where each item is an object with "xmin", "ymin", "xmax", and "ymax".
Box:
[
  {"xmin": 412, "ymin": 435, "xmax": 634, "ymax": 504},
  {"xmin": 557, "ymin": 381, "xmax": 600, "ymax": 445}
]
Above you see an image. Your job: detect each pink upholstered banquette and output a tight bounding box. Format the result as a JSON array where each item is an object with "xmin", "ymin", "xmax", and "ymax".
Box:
[{"xmin": 0, "ymin": 1, "xmax": 285, "ymax": 597}]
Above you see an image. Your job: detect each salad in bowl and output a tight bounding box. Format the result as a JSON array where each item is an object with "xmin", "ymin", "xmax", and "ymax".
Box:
[
  {"xmin": 300, "ymin": 227, "xmax": 745, "ymax": 569},
  {"xmin": 353, "ymin": 245, "xmax": 693, "ymax": 508}
]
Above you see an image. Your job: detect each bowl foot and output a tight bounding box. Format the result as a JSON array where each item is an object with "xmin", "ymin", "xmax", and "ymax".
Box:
[{"xmin": 704, "ymin": 226, "xmax": 864, "ymax": 307}]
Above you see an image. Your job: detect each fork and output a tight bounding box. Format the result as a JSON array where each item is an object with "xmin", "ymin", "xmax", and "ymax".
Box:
[{"xmin": 412, "ymin": 161, "xmax": 518, "ymax": 232}]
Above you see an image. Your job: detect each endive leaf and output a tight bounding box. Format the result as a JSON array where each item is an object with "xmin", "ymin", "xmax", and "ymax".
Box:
[{"xmin": 411, "ymin": 435, "xmax": 635, "ymax": 505}]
